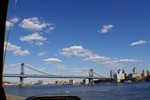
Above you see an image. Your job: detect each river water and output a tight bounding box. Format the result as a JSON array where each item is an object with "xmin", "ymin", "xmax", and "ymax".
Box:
[{"xmin": 4, "ymin": 82, "xmax": 150, "ymax": 100}]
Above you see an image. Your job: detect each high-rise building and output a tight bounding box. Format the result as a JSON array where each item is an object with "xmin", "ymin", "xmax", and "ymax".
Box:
[
  {"xmin": 142, "ymin": 70, "xmax": 145, "ymax": 77},
  {"xmin": 118, "ymin": 69, "xmax": 121, "ymax": 74},
  {"xmin": 132, "ymin": 67, "xmax": 139, "ymax": 78},
  {"xmin": 145, "ymin": 70, "xmax": 149, "ymax": 77},
  {"xmin": 110, "ymin": 70, "xmax": 115, "ymax": 79},
  {"xmin": 117, "ymin": 69, "xmax": 126, "ymax": 82},
  {"xmin": 82, "ymin": 79, "xmax": 89, "ymax": 85},
  {"xmin": 133, "ymin": 67, "xmax": 138, "ymax": 73}
]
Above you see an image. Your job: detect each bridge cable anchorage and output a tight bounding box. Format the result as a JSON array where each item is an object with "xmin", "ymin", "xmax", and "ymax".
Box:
[
  {"xmin": 4, "ymin": 63, "xmax": 21, "ymax": 70},
  {"xmin": 93, "ymin": 71, "xmax": 106, "ymax": 78},
  {"xmin": 24, "ymin": 64, "xmax": 58, "ymax": 75}
]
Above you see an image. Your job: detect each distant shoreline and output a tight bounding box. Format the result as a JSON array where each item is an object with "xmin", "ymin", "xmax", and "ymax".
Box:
[{"xmin": 6, "ymin": 94, "xmax": 25, "ymax": 100}]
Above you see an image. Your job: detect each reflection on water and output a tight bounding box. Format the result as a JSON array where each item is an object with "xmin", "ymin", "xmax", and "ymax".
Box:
[{"xmin": 4, "ymin": 82, "xmax": 150, "ymax": 100}]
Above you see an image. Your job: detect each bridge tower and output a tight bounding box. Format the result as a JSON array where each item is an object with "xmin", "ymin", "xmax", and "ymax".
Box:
[
  {"xmin": 20, "ymin": 63, "xmax": 26, "ymax": 87},
  {"xmin": 88, "ymin": 69, "xmax": 94, "ymax": 85}
]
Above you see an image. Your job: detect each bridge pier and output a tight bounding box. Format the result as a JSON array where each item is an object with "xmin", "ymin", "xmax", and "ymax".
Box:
[
  {"xmin": 88, "ymin": 78, "xmax": 94, "ymax": 85},
  {"xmin": 20, "ymin": 77, "xmax": 26, "ymax": 87},
  {"xmin": 19, "ymin": 63, "xmax": 26, "ymax": 87},
  {"xmin": 88, "ymin": 69, "xmax": 94, "ymax": 85}
]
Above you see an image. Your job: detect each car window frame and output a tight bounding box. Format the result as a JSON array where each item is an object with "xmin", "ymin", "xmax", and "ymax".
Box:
[{"xmin": 0, "ymin": 0, "xmax": 9, "ymax": 100}]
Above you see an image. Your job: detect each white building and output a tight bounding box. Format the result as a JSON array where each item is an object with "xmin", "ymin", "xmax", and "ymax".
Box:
[{"xmin": 117, "ymin": 69, "xmax": 126, "ymax": 82}]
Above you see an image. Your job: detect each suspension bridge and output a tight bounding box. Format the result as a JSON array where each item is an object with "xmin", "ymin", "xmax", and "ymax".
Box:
[{"xmin": 4, "ymin": 63, "xmax": 112, "ymax": 86}]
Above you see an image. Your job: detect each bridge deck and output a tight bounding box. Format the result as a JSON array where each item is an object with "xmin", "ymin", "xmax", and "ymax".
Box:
[{"xmin": 4, "ymin": 74, "xmax": 111, "ymax": 80}]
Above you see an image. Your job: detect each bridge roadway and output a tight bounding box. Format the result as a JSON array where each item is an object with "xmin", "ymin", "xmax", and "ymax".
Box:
[{"xmin": 4, "ymin": 74, "xmax": 111, "ymax": 80}]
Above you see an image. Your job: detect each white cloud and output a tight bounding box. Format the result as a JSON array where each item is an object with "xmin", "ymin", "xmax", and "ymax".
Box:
[
  {"xmin": 38, "ymin": 52, "xmax": 46, "ymax": 56},
  {"xmin": 84, "ymin": 55, "xmax": 110, "ymax": 61},
  {"xmin": 11, "ymin": 17, "xmax": 20, "ymax": 23},
  {"xmin": 130, "ymin": 40, "xmax": 147, "ymax": 46},
  {"xmin": 60, "ymin": 45, "xmax": 110, "ymax": 62},
  {"xmin": 20, "ymin": 32, "xmax": 47, "ymax": 42},
  {"xmin": 7, "ymin": 63, "xmax": 21, "ymax": 67},
  {"xmin": 5, "ymin": 42, "xmax": 30, "ymax": 56},
  {"xmin": 60, "ymin": 45, "xmax": 92, "ymax": 57},
  {"xmin": 99, "ymin": 24, "xmax": 114, "ymax": 33},
  {"xmin": 6, "ymin": 17, "xmax": 20, "ymax": 28},
  {"xmin": 57, "ymin": 65, "xmax": 68, "ymax": 70},
  {"xmin": 101, "ymin": 58, "xmax": 142, "ymax": 67},
  {"xmin": 60, "ymin": 45, "xmax": 143, "ymax": 67},
  {"xmin": 43, "ymin": 58, "xmax": 62, "ymax": 64},
  {"xmin": 13, "ymin": 49, "xmax": 30, "ymax": 56},
  {"xmin": 119, "ymin": 59, "xmax": 142, "ymax": 63},
  {"xmin": 45, "ymin": 26, "xmax": 55, "ymax": 33},
  {"xmin": 100, "ymin": 60, "xmax": 122, "ymax": 67},
  {"xmin": 19, "ymin": 17, "xmax": 54, "ymax": 31},
  {"xmin": 6, "ymin": 42, "xmax": 21, "ymax": 51},
  {"xmin": 6, "ymin": 21, "xmax": 11, "ymax": 28},
  {"xmin": 35, "ymin": 42, "xmax": 44, "ymax": 46}
]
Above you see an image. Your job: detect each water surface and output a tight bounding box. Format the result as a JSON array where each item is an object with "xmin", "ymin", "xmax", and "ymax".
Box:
[{"xmin": 4, "ymin": 82, "xmax": 150, "ymax": 100}]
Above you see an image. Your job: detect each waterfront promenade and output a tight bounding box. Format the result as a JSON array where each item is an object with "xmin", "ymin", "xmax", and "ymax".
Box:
[{"xmin": 6, "ymin": 94, "xmax": 25, "ymax": 100}]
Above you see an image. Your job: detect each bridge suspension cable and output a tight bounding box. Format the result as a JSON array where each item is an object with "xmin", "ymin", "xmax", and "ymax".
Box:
[
  {"xmin": 93, "ymin": 70, "xmax": 106, "ymax": 78},
  {"xmin": 4, "ymin": 63, "xmax": 21, "ymax": 70},
  {"xmin": 72, "ymin": 69, "xmax": 90, "ymax": 75},
  {"xmin": 25, "ymin": 64, "xmax": 58, "ymax": 75}
]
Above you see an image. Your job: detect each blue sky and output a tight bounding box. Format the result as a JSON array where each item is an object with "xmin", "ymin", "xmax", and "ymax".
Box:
[{"xmin": 4, "ymin": 0, "xmax": 150, "ymax": 82}]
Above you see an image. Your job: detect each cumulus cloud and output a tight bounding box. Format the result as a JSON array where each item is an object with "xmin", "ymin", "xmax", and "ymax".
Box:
[
  {"xmin": 38, "ymin": 52, "xmax": 46, "ymax": 56},
  {"xmin": 43, "ymin": 58, "xmax": 62, "ymax": 64},
  {"xmin": 99, "ymin": 24, "xmax": 114, "ymax": 33},
  {"xmin": 130, "ymin": 40, "xmax": 147, "ymax": 46},
  {"xmin": 6, "ymin": 42, "xmax": 20, "ymax": 51},
  {"xmin": 5, "ymin": 42, "xmax": 30, "ymax": 56},
  {"xmin": 13, "ymin": 49, "xmax": 30, "ymax": 56},
  {"xmin": 19, "ymin": 17, "xmax": 54, "ymax": 31},
  {"xmin": 6, "ymin": 17, "xmax": 20, "ymax": 28},
  {"xmin": 60, "ymin": 45, "xmax": 92, "ymax": 57},
  {"xmin": 20, "ymin": 32, "xmax": 47, "ymax": 42},
  {"xmin": 60, "ymin": 45, "xmax": 110, "ymax": 62},
  {"xmin": 60, "ymin": 45, "xmax": 143, "ymax": 67}
]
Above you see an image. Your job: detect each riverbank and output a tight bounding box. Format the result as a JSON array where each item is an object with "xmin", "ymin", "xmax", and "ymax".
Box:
[{"xmin": 6, "ymin": 94, "xmax": 25, "ymax": 100}]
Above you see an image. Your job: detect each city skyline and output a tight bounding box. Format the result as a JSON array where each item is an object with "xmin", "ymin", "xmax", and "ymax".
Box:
[
  {"xmin": 4, "ymin": 0, "xmax": 150, "ymax": 82},
  {"xmin": 4, "ymin": 66, "xmax": 150, "ymax": 84}
]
